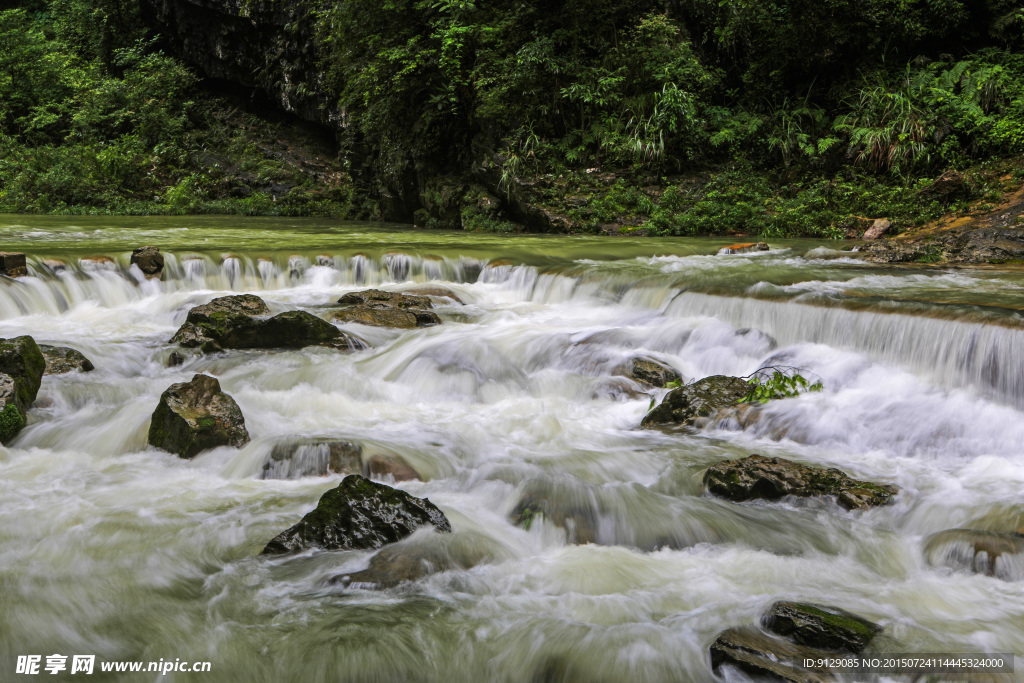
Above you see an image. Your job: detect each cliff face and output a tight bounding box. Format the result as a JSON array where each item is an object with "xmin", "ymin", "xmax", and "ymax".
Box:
[{"xmin": 141, "ymin": 0, "xmax": 337, "ymax": 126}]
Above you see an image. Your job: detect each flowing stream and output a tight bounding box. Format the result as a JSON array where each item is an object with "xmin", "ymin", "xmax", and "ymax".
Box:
[{"xmin": 1, "ymin": 216, "xmax": 1022, "ymax": 682}]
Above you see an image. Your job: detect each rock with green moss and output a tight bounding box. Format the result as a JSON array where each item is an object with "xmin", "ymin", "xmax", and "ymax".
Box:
[
  {"xmin": 0, "ymin": 336, "xmax": 46, "ymax": 414},
  {"xmin": 703, "ymin": 454, "xmax": 897, "ymax": 510},
  {"xmin": 148, "ymin": 374, "xmax": 250, "ymax": 458},
  {"xmin": 764, "ymin": 601, "xmax": 881, "ymax": 653},
  {"xmin": 261, "ymin": 474, "xmax": 451, "ymax": 555},
  {"xmin": 0, "ymin": 402, "xmax": 26, "ymax": 443},
  {"xmin": 641, "ymin": 375, "xmax": 750, "ymax": 428},
  {"xmin": 39, "ymin": 345, "xmax": 95, "ymax": 374},
  {"xmin": 171, "ymin": 294, "xmax": 361, "ymax": 352}
]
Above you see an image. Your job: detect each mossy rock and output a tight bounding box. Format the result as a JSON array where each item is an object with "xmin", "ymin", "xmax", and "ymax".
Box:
[
  {"xmin": 39, "ymin": 345, "xmax": 95, "ymax": 374},
  {"xmin": 148, "ymin": 374, "xmax": 250, "ymax": 458},
  {"xmin": 261, "ymin": 474, "xmax": 451, "ymax": 555},
  {"xmin": 621, "ymin": 357, "xmax": 682, "ymax": 388},
  {"xmin": 0, "ymin": 403, "xmax": 26, "ymax": 443},
  {"xmin": 0, "ymin": 335, "xmax": 46, "ymax": 414},
  {"xmin": 709, "ymin": 627, "xmax": 834, "ymax": 682},
  {"xmin": 763, "ymin": 601, "xmax": 881, "ymax": 653},
  {"xmin": 703, "ymin": 454, "xmax": 897, "ymax": 510},
  {"xmin": 332, "ymin": 307, "xmax": 440, "ymax": 329},
  {"xmin": 641, "ymin": 375, "xmax": 749, "ymax": 428}
]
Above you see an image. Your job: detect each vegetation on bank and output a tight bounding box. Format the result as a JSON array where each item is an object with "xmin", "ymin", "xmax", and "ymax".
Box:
[{"xmin": 1, "ymin": 0, "xmax": 1023, "ymax": 236}]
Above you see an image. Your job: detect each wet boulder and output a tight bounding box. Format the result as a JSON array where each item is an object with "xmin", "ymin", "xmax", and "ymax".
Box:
[
  {"xmin": 620, "ymin": 357, "xmax": 682, "ymax": 389},
  {"xmin": 261, "ymin": 438, "xmax": 363, "ymax": 479},
  {"xmin": 148, "ymin": 374, "xmax": 250, "ymax": 458},
  {"xmin": 764, "ymin": 601, "xmax": 881, "ymax": 653},
  {"xmin": 399, "ymin": 285, "xmax": 465, "ymax": 304},
  {"xmin": 0, "ymin": 336, "xmax": 46, "ymax": 442},
  {"xmin": 641, "ymin": 375, "xmax": 750, "ymax": 429},
  {"xmin": 364, "ymin": 453, "xmax": 421, "ymax": 482},
  {"xmin": 261, "ymin": 474, "xmax": 451, "ymax": 555},
  {"xmin": 39, "ymin": 345, "xmax": 94, "ymax": 374},
  {"xmin": 328, "ymin": 532, "xmax": 489, "ymax": 589},
  {"xmin": 332, "ymin": 288, "xmax": 441, "ymax": 329},
  {"xmin": 923, "ymin": 529, "xmax": 1024, "ymax": 581},
  {"xmin": 0, "ymin": 252, "xmax": 28, "ymax": 277},
  {"xmin": 709, "ymin": 627, "xmax": 834, "ymax": 682},
  {"xmin": 704, "ymin": 455, "xmax": 897, "ymax": 510},
  {"xmin": 130, "ymin": 246, "xmax": 164, "ymax": 279},
  {"xmin": 171, "ymin": 294, "xmax": 360, "ymax": 352}
]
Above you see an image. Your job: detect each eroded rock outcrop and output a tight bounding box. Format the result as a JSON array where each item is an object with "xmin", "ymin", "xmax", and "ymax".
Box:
[
  {"xmin": 148, "ymin": 374, "xmax": 250, "ymax": 458},
  {"xmin": 703, "ymin": 454, "xmax": 897, "ymax": 510},
  {"xmin": 261, "ymin": 474, "xmax": 451, "ymax": 555},
  {"xmin": 0, "ymin": 336, "xmax": 45, "ymax": 442},
  {"xmin": 641, "ymin": 375, "xmax": 750, "ymax": 429},
  {"xmin": 39, "ymin": 345, "xmax": 95, "ymax": 374}
]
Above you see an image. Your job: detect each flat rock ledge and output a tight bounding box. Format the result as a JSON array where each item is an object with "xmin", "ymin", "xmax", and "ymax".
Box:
[
  {"xmin": 261, "ymin": 474, "xmax": 450, "ymax": 555},
  {"xmin": 331, "ymin": 288, "xmax": 442, "ymax": 329},
  {"xmin": 704, "ymin": 454, "xmax": 898, "ymax": 510}
]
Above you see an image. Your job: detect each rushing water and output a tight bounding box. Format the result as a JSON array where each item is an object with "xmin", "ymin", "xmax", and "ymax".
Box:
[{"xmin": 1, "ymin": 216, "xmax": 1022, "ymax": 682}]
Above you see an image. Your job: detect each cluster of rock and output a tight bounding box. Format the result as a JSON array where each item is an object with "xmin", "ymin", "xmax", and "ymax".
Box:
[
  {"xmin": 710, "ymin": 601, "xmax": 881, "ymax": 681},
  {"xmin": 331, "ymin": 289, "xmax": 442, "ymax": 329}
]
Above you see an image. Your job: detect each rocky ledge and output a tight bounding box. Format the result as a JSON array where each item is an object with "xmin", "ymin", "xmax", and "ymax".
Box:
[{"xmin": 703, "ymin": 454, "xmax": 898, "ymax": 510}]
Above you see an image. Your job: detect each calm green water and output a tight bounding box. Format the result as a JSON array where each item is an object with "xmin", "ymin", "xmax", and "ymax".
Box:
[{"xmin": 0, "ymin": 216, "xmax": 1022, "ymax": 682}]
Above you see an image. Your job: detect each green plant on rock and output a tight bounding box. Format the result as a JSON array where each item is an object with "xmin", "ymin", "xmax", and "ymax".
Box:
[
  {"xmin": 0, "ymin": 404, "xmax": 25, "ymax": 443},
  {"xmin": 740, "ymin": 366, "xmax": 823, "ymax": 404}
]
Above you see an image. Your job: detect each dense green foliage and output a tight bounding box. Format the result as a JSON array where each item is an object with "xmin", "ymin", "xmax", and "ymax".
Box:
[
  {"xmin": 741, "ymin": 369, "xmax": 824, "ymax": 404},
  {"xmin": 0, "ymin": 5, "xmax": 350, "ymax": 215},
  {"xmin": 1, "ymin": 0, "xmax": 1022, "ymax": 233}
]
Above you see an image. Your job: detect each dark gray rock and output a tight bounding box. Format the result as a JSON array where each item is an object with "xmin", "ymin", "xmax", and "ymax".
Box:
[
  {"xmin": 641, "ymin": 375, "xmax": 750, "ymax": 428},
  {"xmin": 703, "ymin": 454, "xmax": 898, "ymax": 510},
  {"xmin": 333, "ymin": 288, "xmax": 442, "ymax": 329},
  {"xmin": 709, "ymin": 627, "xmax": 834, "ymax": 682},
  {"xmin": 621, "ymin": 357, "xmax": 682, "ymax": 388},
  {"xmin": 39, "ymin": 345, "xmax": 95, "ymax": 374},
  {"xmin": 148, "ymin": 374, "xmax": 250, "ymax": 458},
  {"xmin": 261, "ymin": 474, "xmax": 451, "ymax": 555}
]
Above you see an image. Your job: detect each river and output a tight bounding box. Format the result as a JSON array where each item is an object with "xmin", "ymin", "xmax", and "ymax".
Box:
[{"xmin": 0, "ymin": 215, "xmax": 1022, "ymax": 682}]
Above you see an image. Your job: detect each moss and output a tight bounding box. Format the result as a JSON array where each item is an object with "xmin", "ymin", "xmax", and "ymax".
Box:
[
  {"xmin": 789, "ymin": 603, "xmax": 879, "ymax": 641},
  {"xmin": 0, "ymin": 403, "xmax": 25, "ymax": 443}
]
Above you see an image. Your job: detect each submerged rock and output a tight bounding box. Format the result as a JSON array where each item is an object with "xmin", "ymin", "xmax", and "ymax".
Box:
[
  {"xmin": 764, "ymin": 601, "xmax": 881, "ymax": 653},
  {"xmin": 332, "ymin": 288, "xmax": 442, "ymax": 328},
  {"xmin": 923, "ymin": 529, "xmax": 1024, "ymax": 581},
  {"xmin": 148, "ymin": 374, "xmax": 250, "ymax": 458},
  {"xmin": 261, "ymin": 474, "xmax": 451, "ymax": 555},
  {"xmin": 641, "ymin": 375, "xmax": 750, "ymax": 429},
  {"xmin": 400, "ymin": 285, "xmax": 465, "ymax": 304},
  {"xmin": 328, "ymin": 531, "xmax": 492, "ymax": 589},
  {"xmin": 0, "ymin": 335, "xmax": 45, "ymax": 443},
  {"xmin": 620, "ymin": 357, "xmax": 682, "ymax": 388},
  {"xmin": 511, "ymin": 487, "xmax": 598, "ymax": 545},
  {"xmin": 262, "ymin": 438, "xmax": 363, "ymax": 479},
  {"xmin": 39, "ymin": 345, "xmax": 94, "ymax": 374},
  {"xmin": 171, "ymin": 294, "xmax": 360, "ymax": 352},
  {"xmin": 130, "ymin": 246, "xmax": 164, "ymax": 279},
  {"xmin": 709, "ymin": 627, "xmax": 834, "ymax": 682},
  {"xmin": 711, "ymin": 602, "xmax": 879, "ymax": 681},
  {"xmin": 703, "ymin": 454, "xmax": 897, "ymax": 510},
  {"xmin": 0, "ymin": 252, "xmax": 28, "ymax": 277},
  {"xmin": 365, "ymin": 453, "xmax": 421, "ymax": 482}
]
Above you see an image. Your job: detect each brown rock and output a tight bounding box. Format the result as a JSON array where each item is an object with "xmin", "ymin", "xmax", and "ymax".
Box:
[
  {"xmin": 130, "ymin": 246, "xmax": 164, "ymax": 279},
  {"xmin": 862, "ymin": 219, "xmax": 892, "ymax": 240},
  {"xmin": 364, "ymin": 453, "xmax": 421, "ymax": 482},
  {"xmin": 709, "ymin": 627, "xmax": 834, "ymax": 682},
  {"xmin": 147, "ymin": 374, "xmax": 250, "ymax": 458}
]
